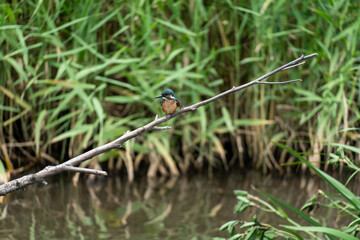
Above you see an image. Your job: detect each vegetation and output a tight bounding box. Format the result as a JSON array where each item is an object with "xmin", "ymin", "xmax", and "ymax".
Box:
[
  {"xmin": 1, "ymin": 0, "xmax": 359, "ymax": 181},
  {"xmin": 1, "ymin": 2, "xmax": 359, "ymax": 239},
  {"xmin": 216, "ymin": 142, "xmax": 360, "ymax": 240}
]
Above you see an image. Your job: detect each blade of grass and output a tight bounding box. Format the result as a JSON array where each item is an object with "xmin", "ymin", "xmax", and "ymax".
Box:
[
  {"xmin": 51, "ymin": 125, "xmax": 92, "ymax": 143},
  {"xmin": 329, "ymin": 143, "xmax": 360, "ymax": 154},
  {"xmin": 35, "ymin": 110, "xmax": 47, "ymax": 157},
  {"xmin": 283, "ymin": 226, "xmax": 358, "ymax": 240},
  {"xmin": 156, "ymin": 18, "xmax": 197, "ymax": 36},
  {"xmin": 0, "ymin": 160, "xmax": 8, "ymax": 183}
]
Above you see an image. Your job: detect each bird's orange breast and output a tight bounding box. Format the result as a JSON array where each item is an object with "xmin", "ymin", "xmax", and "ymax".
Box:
[{"xmin": 161, "ymin": 99, "xmax": 177, "ymax": 114}]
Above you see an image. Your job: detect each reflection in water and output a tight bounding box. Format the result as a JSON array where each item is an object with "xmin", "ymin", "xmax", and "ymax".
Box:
[{"xmin": 0, "ymin": 171, "xmax": 356, "ymax": 239}]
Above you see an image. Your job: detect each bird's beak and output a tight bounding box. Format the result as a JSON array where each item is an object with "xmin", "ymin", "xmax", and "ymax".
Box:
[{"xmin": 154, "ymin": 95, "xmax": 162, "ymax": 99}]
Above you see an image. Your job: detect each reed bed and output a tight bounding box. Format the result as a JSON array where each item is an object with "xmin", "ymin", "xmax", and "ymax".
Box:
[{"xmin": 0, "ymin": 0, "xmax": 359, "ymax": 180}]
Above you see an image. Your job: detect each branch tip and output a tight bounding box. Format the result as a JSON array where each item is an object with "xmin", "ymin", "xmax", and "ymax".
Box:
[
  {"xmin": 153, "ymin": 126, "xmax": 171, "ymax": 131},
  {"xmin": 283, "ymin": 61, "xmax": 305, "ymax": 70},
  {"xmin": 303, "ymin": 53, "xmax": 318, "ymax": 60},
  {"xmin": 40, "ymin": 180, "xmax": 48, "ymax": 185},
  {"xmin": 259, "ymin": 79, "xmax": 302, "ymax": 85},
  {"xmin": 64, "ymin": 166, "xmax": 107, "ymax": 176}
]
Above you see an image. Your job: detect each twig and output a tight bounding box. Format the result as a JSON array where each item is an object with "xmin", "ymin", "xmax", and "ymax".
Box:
[
  {"xmin": 63, "ymin": 166, "xmax": 107, "ymax": 176},
  {"xmin": 258, "ymin": 79, "xmax": 302, "ymax": 84},
  {"xmin": 0, "ymin": 53, "xmax": 318, "ymax": 196}
]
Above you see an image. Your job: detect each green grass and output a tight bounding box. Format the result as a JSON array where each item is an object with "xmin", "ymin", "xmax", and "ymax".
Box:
[{"xmin": 0, "ymin": 1, "xmax": 359, "ymax": 179}]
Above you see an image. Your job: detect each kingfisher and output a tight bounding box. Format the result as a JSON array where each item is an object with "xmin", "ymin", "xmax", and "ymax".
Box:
[{"xmin": 154, "ymin": 89, "xmax": 183, "ymax": 115}]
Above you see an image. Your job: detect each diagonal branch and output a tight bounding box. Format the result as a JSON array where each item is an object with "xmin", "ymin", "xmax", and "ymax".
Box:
[{"xmin": 0, "ymin": 53, "xmax": 318, "ymax": 196}]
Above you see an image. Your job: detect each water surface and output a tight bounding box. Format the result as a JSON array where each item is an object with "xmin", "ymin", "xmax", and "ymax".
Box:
[{"xmin": 0, "ymin": 170, "xmax": 355, "ymax": 239}]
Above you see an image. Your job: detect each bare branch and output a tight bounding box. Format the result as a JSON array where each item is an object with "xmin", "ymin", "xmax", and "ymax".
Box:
[
  {"xmin": 0, "ymin": 53, "xmax": 318, "ymax": 196},
  {"xmin": 152, "ymin": 126, "xmax": 172, "ymax": 130},
  {"xmin": 63, "ymin": 166, "xmax": 107, "ymax": 176},
  {"xmin": 303, "ymin": 53, "xmax": 318, "ymax": 60},
  {"xmin": 258, "ymin": 79, "xmax": 302, "ymax": 85},
  {"xmin": 39, "ymin": 180, "xmax": 48, "ymax": 185},
  {"xmin": 283, "ymin": 62, "xmax": 305, "ymax": 70}
]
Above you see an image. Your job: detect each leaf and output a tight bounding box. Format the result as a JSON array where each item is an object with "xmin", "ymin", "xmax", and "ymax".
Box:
[
  {"xmin": 226, "ymin": 0, "xmax": 261, "ymax": 17},
  {"xmin": 0, "ymin": 86, "xmax": 31, "ymax": 109},
  {"xmin": 152, "ymin": 136, "xmax": 179, "ymax": 175},
  {"xmin": 3, "ymin": 108, "xmax": 31, "ymax": 127},
  {"xmin": 31, "ymin": 0, "xmax": 44, "ymax": 19},
  {"xmin": 89, "ymin": 9, "xmax": 119, "ymax": 33},
  {"xmin": 44, "ymin": 46, "xmax": 88, "ymax": 59},
  {"xmin": 283, "ymin": 226, "xmax": 358, "ymax": 240},
  {"xmin": 156, "ymin": 19, "xmax": 197, "ymax": 36},
  {"xmin": 234, "ymin": 201, "xmax": 249, "ymax": 213},
  {"xmin": 344, "ymin": 219, "xmax": 360, "ymax": 234},
  {"xmin": 0, "ymin": 105, "xmax": 19, "ymax": 113},
  {"xmin": 36, "ymin": 80, "xmax": 95, "ymax": 89},
  {"xmin": 239, "ymin": 57, "xmax": 264, "ymax": 64},
  {"xmin": 329, "ymin": 143, "xmax": 360, "ymax": 154},
  {"xmin": 182, "ymin": 79, "xmax": 214, "ymax": 96},
  {"xmin": 3, "ymin": 56, "xmax": 27, "ymax": 81},
  {"xmin": 240, "ymin": 222, "xmax": 255, "ymax": 228},
  {"xmin": 234, "ymin": 119, "xmax": 274, "ymax": 126},
  {"xmin": 35, "ymin": 110, "xmax": 47, "ymax": 157},
  {"xmin": 264, "ymin": 231, "xmax": 276, "ymax": 239},
  {"xmin": 332, "ymin": 18, "xmax": 360, "ymax": 42},
  {"xmin": 95, "ymin": 76, "xmax": 137, "ymax": 91},
  {"xmin": 105, "ymin": 95, "xmax": 141, "ymax": 104},
  {"xmin": 312, "ymin": 8, "xmax": 335, "ymax": 26},
  {"xmin": 339, "ymin": 128, "xmax": 360, "ymax": 132},
  {"xmin": 234, "ymin": 190, "xmax": 248, "ymax": 196},
  {"xmin": 315, "ymin": 38, "xmax": 331, "ymax": 59},
  {"xmin": 165, "ymin": 48, "xmax": 185, "ymax": 65},
  {"xmin": 92, "ymin": 97, "xmax": 104, "ymax": 121},
  {"xmin": 300, "ymin": 104, "xmax": 323, "ymax": 125},
  {"xmin": 52, "ymin": 125, "xmax": 92, "ymax": 143},
  {"xmin": 75, "ymin": 62, "xmax": 110, "ymax": 80},
  {"xmin": 49, "ymin": 91, "xmax": 76, "ymax": 121},
  {"xmin": 293, "ymin": 88, "xmax": 323, "ymax": 102},
  {"xmin": 236, "ymin": 196, "xmax": 250, "ymax": 204},
  {"xmin": 219, "ymin": 220, "xmax": 238, "ymax": 233},
  {"xmin": 228, "ymin": 233, "xmax": 242, "ymax": 240},
  {"xmin": 45, "ymin": 109, "xmax": 81, "ymax": 130},
  {"xmin": 221, "ymin": 107, "xmax": 235, "ymax": 132},
  {"xmin": 259, "ymin": 189, "xmax": 322, "ymax": 226},
  {"xmin": 348, "ymin": 218, "xmax": 360, "ymax": 229},
  {"xmin": 41, "ymin": 16, "xmax": 89, "ymax": 36},
  {"xmin": 0, "ymin": 160, "xmax": 8, "ymax": 183}
]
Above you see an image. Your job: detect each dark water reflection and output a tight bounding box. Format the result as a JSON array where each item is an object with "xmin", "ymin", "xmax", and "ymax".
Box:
[{"xmin": 0, "ymin": 171, "xmax": 357, "ymax": 239}]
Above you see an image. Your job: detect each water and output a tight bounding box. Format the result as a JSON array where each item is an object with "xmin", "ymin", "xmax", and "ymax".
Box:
[{"xmin": 0, "ymin": 170, "xmax": 355, "ymax": 239}]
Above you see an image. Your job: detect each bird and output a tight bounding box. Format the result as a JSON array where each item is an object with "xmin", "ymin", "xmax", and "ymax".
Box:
[{"xmin": 154, "ymin": 89, "xmax": 183, "ymax": 115}]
